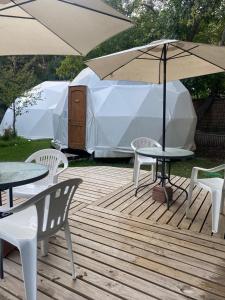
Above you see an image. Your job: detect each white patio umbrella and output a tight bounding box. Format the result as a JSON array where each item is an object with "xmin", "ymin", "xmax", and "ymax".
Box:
[
  {"xmin": 86, "ymin": 39, "xmax": 225, "ymax": 150},
  {"xmin": 0, "ymin": 0, "xmax": 133, "ymax": 56}
]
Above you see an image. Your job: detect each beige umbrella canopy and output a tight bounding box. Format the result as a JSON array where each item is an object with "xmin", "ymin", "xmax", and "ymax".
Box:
[
  {"xmin": 0, "ymin": 0, "xmax": 133, "ymax": 56},
  {"xmin": 86, "ymin": 39, "xmax": 225, "ymax": 82},
  {"xmin": 86, "ymin": 39, "xmax": 225, "ymax": 149}
]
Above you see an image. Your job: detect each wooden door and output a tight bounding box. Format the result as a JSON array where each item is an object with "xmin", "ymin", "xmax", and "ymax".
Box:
[{"xmin": 68, "ymin": 85, "xmax": 86, "ymax": 150}]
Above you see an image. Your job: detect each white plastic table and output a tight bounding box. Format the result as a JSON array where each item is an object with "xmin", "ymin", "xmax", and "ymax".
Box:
[{"xmin": 135, "ymin": 147, "xmax": 194, "ymax": 208}]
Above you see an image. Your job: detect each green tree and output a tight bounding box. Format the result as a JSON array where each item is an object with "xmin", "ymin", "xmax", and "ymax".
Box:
[
  {"xmin": 56, "ymin": 56, "xmax": 85, "ymax": 81},
  {"xmin": 0, "ymin": 57, "xmax": 40, "ymax": 135}
]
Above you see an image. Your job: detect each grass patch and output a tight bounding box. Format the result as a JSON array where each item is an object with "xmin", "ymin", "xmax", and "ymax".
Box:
[
  {"xmin": 0, "ymin": 136, "xmax": 28, "ymax": 147},
  {"xmin": 0, "ymin": 137, "xmax": 51, "ymax": 162},
  {"xmin": 0, "ymin": 136, "xmax": 223, "ymax": 179},
  {"xmin": 171, "ymin": 157, "xmax": 224, "ymax": 178},
  {"xmin": 70, "ymin": 156, "xmax": 224, "ymax": 179}
]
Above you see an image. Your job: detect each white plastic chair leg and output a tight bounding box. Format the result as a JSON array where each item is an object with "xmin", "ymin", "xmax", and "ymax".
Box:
[
  {"xmin": 133, "ymin": 156, "xmax": 138, "ymax": 182},
  {"xmin": 19, "ymin": 239, "xmax": 37, "ymax": 300},
  {"xmin": 41, "ymin": 238, "xmax": 49, "ymax": 257},
  {"xmin": 64, "ymin": 222, "xmax": 76, "ymax": 279},
  {"xmin": 134, "ymin": 161, "xmax": 141, "ymax": 188},
  {"xmin": 152, "ymin": 164, "xmax": 156, "ymax": 180},
  {"xmin": 211, "ymin": 190, "xmax": 222, "ymax": 233},
  {"xmin": 186, "ymin": 181, "xmax": 194, "ymax": 218}
]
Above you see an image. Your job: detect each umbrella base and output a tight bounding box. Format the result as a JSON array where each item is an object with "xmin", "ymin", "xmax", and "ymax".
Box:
[{"xmin": 152, "ymin": 185, "xmax": 173, "ymax": 203}]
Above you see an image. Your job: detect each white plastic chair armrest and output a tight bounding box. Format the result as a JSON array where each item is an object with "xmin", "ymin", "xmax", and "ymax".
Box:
[
  {"xmin": 25, "ymin": 152, "xmax": 38, "ymax": 163},
  {"xmin": 55, "ymin": 161, "xmax": 68, "ymax": 177},
  {"xmin": 191, "ymin": 164, "xmax": 225, "ymax": 182},
  {"xmin": 56, "ymin": 166, "xmax": 68, "ymax": 176},
  {"xmin": 193, "ymin": 164, "xmax": 225, "ymax": 173}
]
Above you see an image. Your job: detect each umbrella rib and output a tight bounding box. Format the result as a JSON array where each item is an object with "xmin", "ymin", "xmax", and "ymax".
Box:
[
  {"xmin": 137, "ymin": 50, "xmax": 161, "ymax": 60},
  {"xmin": 170, "ymin": 42, "xmax": 225, "ymax": 71},
  {"xmin": 168, "ymin": 53, "xmax": 193, "ymax": 60},
  {"xmin": 57, "ymin": 0, "xmax": 133, "ymax": 24},
  {"xmin": 0, "ymin": 14, "xmax": 34, "ymax": 19},
  {"xmin": 136, "ymin": 57, "xmax": 159, "ymax": 60},
  {"xmin": 10, "ymin": 0, "xmax": 83, "ymax": 55},
  {"xmin": 0, "ymin": 0, "xmax": 36, "ymax": 12},
  {"xmin": 168, "ymin": 45, "xmax": 199, "ymax": 59},
  {"xmin": 99, "ymin": 45, "xmax": 160, "ymax": 79}
]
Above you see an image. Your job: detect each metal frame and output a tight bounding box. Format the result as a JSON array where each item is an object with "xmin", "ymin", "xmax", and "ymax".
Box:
[{"xmin": 135, "ymin": 157, "xmax": 188, "ymax": 209}]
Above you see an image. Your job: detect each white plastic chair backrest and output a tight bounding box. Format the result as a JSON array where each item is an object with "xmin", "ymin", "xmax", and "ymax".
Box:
[
  {"xmin": 131, "ymin": 137, "xmax": 161, "ymax": 151},
  {"xmin": 25, "ymin": 149, "xmax": 68, "ymax": 184},
  {"xmin": 10, "ymin": 179, "xmax": 82, "ymax": 240}
]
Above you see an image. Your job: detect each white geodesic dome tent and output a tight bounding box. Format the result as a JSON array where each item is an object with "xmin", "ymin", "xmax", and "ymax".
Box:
[
  {"xmin": 53, "ymin": 68, "xmax": 197, "ymax": 157},
  {"xmin": 0, "ymin": 81, "xmax": 69, "ymax": 140}
]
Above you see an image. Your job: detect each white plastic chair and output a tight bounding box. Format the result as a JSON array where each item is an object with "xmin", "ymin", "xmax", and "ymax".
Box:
[
  {"xmin": 186, "ymin": 164, "xmax": 225, "ymax": 233},
  {"xmin": 131, "ymin": 137, "xmax": 161, "ymax": 188},
  {"xmin": 12, "ymin": 149, "xmax": 69, "ymax": 199},
  {"xmin": 0, "ymin": 178, "xmax": 82, "ymax": 300}
]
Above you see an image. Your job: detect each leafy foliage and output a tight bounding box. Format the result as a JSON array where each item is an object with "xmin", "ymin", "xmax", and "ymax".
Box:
[
  {"xmin": 0, "ymin": 0, "xmax": 224, "ymax": 108},
  {"xmin": 57, "ymin": 0, "xmax": 225, "ymax": 98},
  {"xmin": 56, "ymin": 56, "xmax": 85, "ymax": 81},
  {"xmin": 0, "ymin": 57, "xmax": 43, "ymax": 134}
]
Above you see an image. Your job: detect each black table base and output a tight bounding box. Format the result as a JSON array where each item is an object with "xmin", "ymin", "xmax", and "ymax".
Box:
[{"xmin": 135, "ymin": 158, "xmax": 188, "ymax": 209}]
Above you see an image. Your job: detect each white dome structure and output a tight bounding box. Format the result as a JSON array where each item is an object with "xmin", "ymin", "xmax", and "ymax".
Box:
[
  {"xmin": 53, "ymin": 68, "xmax": 197, "ymax": 157},
  {"xmin": 0, "ymin": 81, "xmax": 69, "ymax": 140}
]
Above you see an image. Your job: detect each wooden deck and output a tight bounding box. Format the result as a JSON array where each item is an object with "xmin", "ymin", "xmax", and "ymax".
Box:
[
  {"xmin": 1, "ymin": 166, "xmax": 225, "ymax": 300},
  {"xmin": 94, "ymin": 169, "xmax": 224, "ymax": 237}
]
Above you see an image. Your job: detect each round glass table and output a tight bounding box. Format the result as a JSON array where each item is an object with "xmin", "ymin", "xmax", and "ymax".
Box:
[
  {"xmin": 135, "ymin": 147, "xmax": 194, "ymax": 208},
  {"xmin": 0, "ymin": 162, "xmax": 49, "ymax": 207},
  {"xmin": 136, "ymin": 147, "xmax": 194, "ymax": 160}
]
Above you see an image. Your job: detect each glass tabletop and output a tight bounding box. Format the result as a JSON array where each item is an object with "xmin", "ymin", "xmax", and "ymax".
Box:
[
  {"xmin": 136, "ymin": 147, "xmax": 194, "ymax": 159},
  {"xmin": 0, "ymin": 162, "xmax": 49, "ymax": 189}
]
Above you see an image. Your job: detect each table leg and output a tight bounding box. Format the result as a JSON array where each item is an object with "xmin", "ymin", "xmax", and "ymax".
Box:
[
  {"xmin": 163, "ymin": 161, "xmax": 188, "ymax": 202},
  {"xmin": 168, "ymin": 176, "xmax": 188, "ymax": 199},
  {"xmin": 135, "ymin": 158, "xmax": 189, "ymax": 208},
  {"xmin": 135, "ymin": 159, "xmax": 159, "ymax": 196},
  {"xmin": 9, "ymin": 188, "xmax": 13, "ymax": 208},
  {"xmin": 0, "ymin": 240, "xmax": 3, "ymax": 279},
  {"xmin": 161, "ymin": 158, "xmax": 170, "ymax": 209}
]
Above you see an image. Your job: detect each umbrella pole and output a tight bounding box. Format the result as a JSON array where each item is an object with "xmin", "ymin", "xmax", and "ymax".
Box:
[
  {"xmin": 162, "ymin": 44, "xmax": 167, "ymax": 152},
  {"xmin": 161, "ymin": 44, "xmax": 170, "ymax": 208}
]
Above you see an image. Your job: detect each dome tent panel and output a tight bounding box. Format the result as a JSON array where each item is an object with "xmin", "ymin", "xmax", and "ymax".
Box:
[
  {"xmin": 0, "ymin": 81, "xmax": 69, "ymax": 140},
  {"xmin": 52, "ymin": 68, "xmax": 197, "ymax": 158}
]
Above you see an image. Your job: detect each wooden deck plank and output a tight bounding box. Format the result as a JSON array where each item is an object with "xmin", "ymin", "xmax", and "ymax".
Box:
[
  {"xmin": 1, "ymin": 166, "xmax": 225, "ymax": 300},
  {"xmin": 72, "ymin": 211, "xmax": 225, "ymax": 261},
  {"xmin": 81, "ymin": 205, "xmax": 225, "ymax": 249},
  {"xmin": 0, "ymin": 287, "xmax": 20, "ymax": 300},
  {"xmin": 138, "ymin": 176, "xmax": 182, "ymax": 219},
  {"xmin": 69, "ymin": 210, "xmax": 225, "ymax": 299},
  {"xmin": 68, "ymin": 217, "xmax": 225, "ymax": 277}
]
